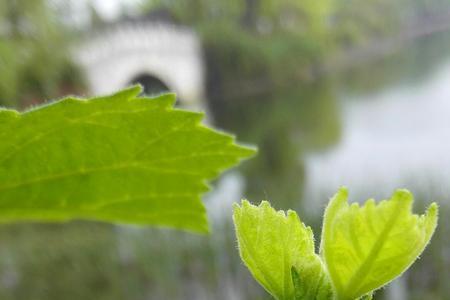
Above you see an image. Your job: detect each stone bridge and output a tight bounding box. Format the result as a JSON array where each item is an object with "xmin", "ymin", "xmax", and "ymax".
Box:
[{"xmin": 74, "ymin": 21, "xmax": 205, "ymax": 109}]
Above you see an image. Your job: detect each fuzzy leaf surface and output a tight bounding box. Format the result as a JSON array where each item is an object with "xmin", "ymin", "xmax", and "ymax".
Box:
[
  {"xmin": 0, "ymin": 86, "xmax": 255, "ymax": 232},
  {"xmin": 233, "ymin": 200, "xmax": 332, "ymax": 300},
  {"xmin": 321, "ymin": 187, "xmax": 438, "ymax": 300}
]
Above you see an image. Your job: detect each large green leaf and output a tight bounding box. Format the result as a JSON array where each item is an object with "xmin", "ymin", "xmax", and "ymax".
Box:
[
  {"xmin": 233, "ymin": 200, "xmax": 333, "ymax": 300},
  {"xmin": 0, "ymin": 86, "xmax": 255, "ymax": 232},
  {"xmin": 320, "ymin": 187, "xmax": 438, "ymax": 300}
]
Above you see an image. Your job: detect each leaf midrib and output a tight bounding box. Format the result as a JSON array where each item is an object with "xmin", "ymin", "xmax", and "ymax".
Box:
[
  {"xmin": 341, "ymin": 200, "xmax": 403, "ymax": 299},
  {"xmin": 0, "ymin": 150, "xmax": 240, "ymax": 192}
]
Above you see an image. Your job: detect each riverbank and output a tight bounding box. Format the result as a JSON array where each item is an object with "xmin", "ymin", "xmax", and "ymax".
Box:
[
  {"xmin": 323, "ymin": 10, "xmax": 450, "ymax": 76},
  {"xmin": 204, "ymin": 11, "xmax": 450, "ymax": 102}
]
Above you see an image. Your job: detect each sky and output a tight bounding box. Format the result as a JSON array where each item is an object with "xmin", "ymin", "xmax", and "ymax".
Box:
[
  {"xmin": 89, "ymin": 0, "xmax": 142, "ymax": 20},
  {"xmin": 53, "ymin": 0, "xmax": 143, "ymax": 27}
]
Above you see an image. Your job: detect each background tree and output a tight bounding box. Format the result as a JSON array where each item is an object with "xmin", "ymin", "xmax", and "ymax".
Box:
[{"xmin": 0, "ymin": 0, "xmax": 84, "ymax": 108}]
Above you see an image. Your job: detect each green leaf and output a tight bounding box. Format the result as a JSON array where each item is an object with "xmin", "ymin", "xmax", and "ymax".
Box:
[
  {"xmin": 358, "ymin": 294, "xmax": 373, "ymax": 300},
  {"xmin": 291, "ymin": 267, "xmax": 333, "ymax": 300},
  {"xmin": 0, "ymin": 86, "xmax": 256, "ymax": 233},
  {"xmin": 233, "ymin": 200, "xmax": 333, "ymax": 300},
  {"xmin": 321, "ymin": 187, "xmax": 438, "ymax": 300}
]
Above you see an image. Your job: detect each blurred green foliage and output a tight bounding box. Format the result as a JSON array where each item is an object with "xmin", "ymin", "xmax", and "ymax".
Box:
[
  {"xmin": 0, "ymin": 0, "xmax": 83, "ymax": 108},
  {"xmin": 148, "ymin": 0, "xmax": 333, "ymax": 91},
  {"xmin": 143, "ymin": 0, "xmax": 450, "ymax": 96}
]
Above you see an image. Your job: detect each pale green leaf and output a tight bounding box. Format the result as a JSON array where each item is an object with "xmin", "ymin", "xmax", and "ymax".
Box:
[
  {"xmin": 321, "ymin": 187, "xmax": 438, "ymax": 300},
  {"xmin": 233, "ymin": 200, "xmax": 333, "ymax": 300},
  {"xmin": 0, "ymin": 86, "xmax": 256, "ymax": 232},
  {"xmin": 291, "ymin": 267, "xmax": 333, "ymax": 300}
]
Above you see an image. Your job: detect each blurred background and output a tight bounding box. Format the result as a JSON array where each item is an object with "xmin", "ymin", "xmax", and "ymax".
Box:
[{"xmin": 1, "ymin": 0, "xmax": 450, "ymax": 299}]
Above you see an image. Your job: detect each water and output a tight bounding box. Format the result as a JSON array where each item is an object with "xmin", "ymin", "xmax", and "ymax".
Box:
[
  {"xmin": 210, "ymin": 31, "xmax": 450, "ymax": 215},
  {"xmin": 305, "ymin": 54, "xmax": 450, "ymax": 213}
]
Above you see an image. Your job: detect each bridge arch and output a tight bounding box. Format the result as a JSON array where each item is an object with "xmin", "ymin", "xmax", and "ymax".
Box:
[
  {"xmin": 74, "ymin": 21, "xmax": 205, "ymax": 109},
  {"xmin": 129, "ymin": 73, "xmax": 170, "ymax": 95}
]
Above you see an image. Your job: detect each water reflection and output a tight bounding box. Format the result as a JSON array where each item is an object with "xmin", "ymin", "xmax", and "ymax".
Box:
[
  {"xmin": 305, "ymin": 57, "xmax": 450, "ymax": 212},
  {"xmin": 210, "ymin": 80, "xmax": 341, "ymax": 210}
]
